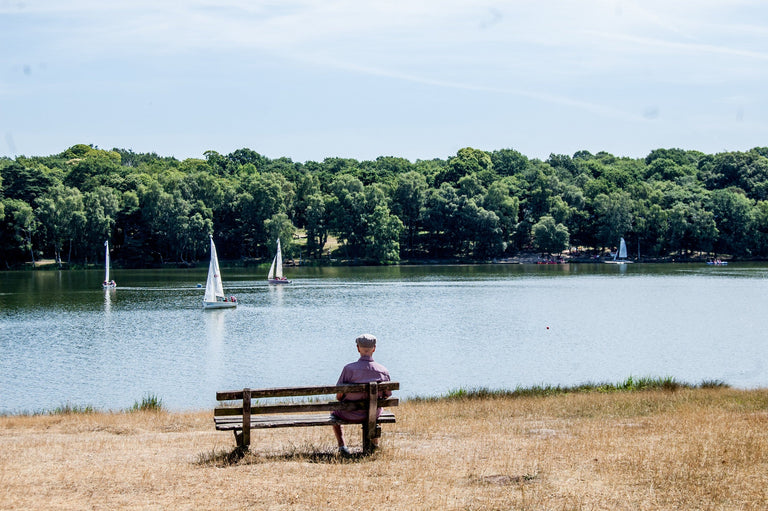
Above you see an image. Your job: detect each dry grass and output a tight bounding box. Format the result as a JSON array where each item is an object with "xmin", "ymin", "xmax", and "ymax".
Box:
[{"xmin": 2, "ymin": 388, "xmax": 768, "ymax": 510}]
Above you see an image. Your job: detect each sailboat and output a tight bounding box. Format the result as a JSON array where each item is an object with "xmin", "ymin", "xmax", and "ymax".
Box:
[
  {"xmin": 267, "ymin": 238, "xmax": 291, "ymax": 284},
  {"xmin": 102, "ymin": 240, "xmax": 117, "ymax": 288},
  {"xmin": 203, "ymin": 236, "xmax": 237, "ymax": 309},
  {"xmin": 605, "ymin": 237, "xmax": 632, "ymax": 264}
]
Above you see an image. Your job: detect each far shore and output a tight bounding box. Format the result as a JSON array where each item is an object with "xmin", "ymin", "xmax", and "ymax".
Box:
[
  {"xmin": 9, "ymin": 251, "xmax": 754, "ymax": 272},
  {"xmin": 2, "ymin": 386, "xmax": 767, "ymax": 510}
]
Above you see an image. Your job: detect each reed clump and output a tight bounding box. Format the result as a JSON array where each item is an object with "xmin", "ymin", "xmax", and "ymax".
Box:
[
  {"xmin": 413, "ymin": 376, "xmax": 728, "ymax": 402},
  {"xmin": 129, "ymin": 393, "xmax": 164, "ymax": 412},
  {"xmin": 1, "ymin": 386, "xmax": 767, "ymax": 510}
]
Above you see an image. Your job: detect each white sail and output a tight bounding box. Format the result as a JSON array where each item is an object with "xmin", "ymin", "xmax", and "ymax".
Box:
[
  {"xmin": 204, "ymin": 236, "xmax": 225, "ymax": 303},
  {"xmin": 275, "ymin": 238, "xmax": 283, "ymax": 279},
  {"xmin": 267, "ymin": 238, "xmax": 291, "ymax": 283},
  {"xmin": 618, "ymin": 237, "xmax": 627, "ymax": 259},
  {"xmin": 102, "ymin": 240, "xmax": 116, "ymax": 287},
  {"xmin": 203, "ymin": 236, "xmax": 236, "ymax": 308},
  {"xmin": 606, "ymin": 237, "xmax": 632, "ymax": 264},
  {"xmin": 267, "ymin": 255, "xmax": 276, "ymax": 280},
  {"xmin": 104, "ymin": 241, "xmax": 110, "ymax": 282}
]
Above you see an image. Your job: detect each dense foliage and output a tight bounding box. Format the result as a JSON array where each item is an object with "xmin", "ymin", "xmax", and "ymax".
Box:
[{"xmin": 1, "ymin": 143, "xmax": 767, "ymax": 268}]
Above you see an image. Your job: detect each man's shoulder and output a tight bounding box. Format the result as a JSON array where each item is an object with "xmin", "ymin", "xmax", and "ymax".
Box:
[
  {"xmin": 370, "ymin": 361, "xmax": 390, "ymax": 378},
  {"xmin": 372, "ymin": 361, "xmax": 389, "ymax": 372},
  {"xmin": 363, "ymin": 359, "xmax": 389, "ymax": 371}
]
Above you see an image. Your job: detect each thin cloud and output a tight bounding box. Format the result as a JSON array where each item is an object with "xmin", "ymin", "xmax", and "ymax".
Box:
[
  {"xmin": 587, "ymin": 31, "xmax": 768, "ymax": 61},
  {"xmin": 329, "ymin": 60, "xmax": 646, "ymax": 122}
]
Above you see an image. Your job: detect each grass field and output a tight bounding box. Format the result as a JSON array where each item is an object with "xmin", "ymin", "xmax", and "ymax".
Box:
[{"xmin": 2, "ymin": 387, "xmax": 767, "ymax": 510}]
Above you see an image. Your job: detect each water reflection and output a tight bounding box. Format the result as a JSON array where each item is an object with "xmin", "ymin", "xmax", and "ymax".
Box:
[
  {"xmin": 204, "ymin": 310, "xmax": 226, "ymax": 394},
  {"xmin": 267, "ymin": 283, "xmax": 285, "ymax": 305},
  {"xmin": 103, "ymin": 287, "xmax": 114, "ymax": 314}
]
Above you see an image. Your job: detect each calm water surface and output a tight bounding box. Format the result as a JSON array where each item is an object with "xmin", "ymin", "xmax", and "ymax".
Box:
[{"xmin": 1, "ymin": 263, "xmax": 767, "ymax": 413}]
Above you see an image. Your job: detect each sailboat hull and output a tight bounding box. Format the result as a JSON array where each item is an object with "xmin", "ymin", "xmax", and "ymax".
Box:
[
  {"xmin": 268, "ymin": 278, "xmax": 291, "ymax": 284},
  {"xmin": 203, "ymin": 300, "xmax": 237, "ymax": 309}
]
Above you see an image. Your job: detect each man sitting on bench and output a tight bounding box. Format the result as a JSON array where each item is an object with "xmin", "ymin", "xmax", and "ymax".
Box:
[{"xmin": 332, "ymin": 334, "xmax": 392, "ymax": 455}]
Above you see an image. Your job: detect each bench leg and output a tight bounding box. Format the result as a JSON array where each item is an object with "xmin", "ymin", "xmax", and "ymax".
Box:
[
  {"xmin": 362, "ymin": 382, "xmax": 379, "ymax": 455},
  {"xmin": 227, "ymin": 430, "xmax": 249, "ymax": 462},
  {"xmin": 362, "ymin": 424, "xmax": 371, "ymax": 454},
  {"xmin": 233, "ymin": 430, "xmax": 250, "ymax": 451},
  {"xmin": 362, "ymin": 423, "xmax": 381, "ymax": 455}
]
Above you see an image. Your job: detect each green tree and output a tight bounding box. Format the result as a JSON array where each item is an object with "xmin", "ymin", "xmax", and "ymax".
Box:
[
  {"xmin": 235, "ymin": 172, "xmax": 292, "ymax": 256},
  {"xmin": 532, "ymin": 216, "xmax": 570, "ymax": 256},
  {"xmin": 592, "ymin": 191, "xmax": 634, "ymax": 250},
  {"xmin": 303, "ymin": 193, "xmax": 327, "ymax": 258},
  {"xmin": 292, "ymin": 173, "xmax": 321, "ymax": 229},
  {"xmin": 140, "ymin": 181, "xmax": 212, "ymax": 263},
  {"xmin": 63, "ymin": 148, "xmax": 122, "ymax": 191},
  {"xmin": 83, "ymin": 186, "xmax": 120, "ymax": 259},
  {"xmin": 422, "ymin": 183, "xmax": 460, "ymax": 256},
  {"xmin": 1, "ymin": 198, "xmax": 39, "ymax": 266},
  {"xmin": 709, "ymin": 189, "xmax": 754, "ymax": 256},
  {"xmin": 265, "ymin": 213, "xmax": 297, "ymax": 258},
  {"xmin": 0, "ymin": 161, "xmax": 58, "ymax": 203},
  {"xmin": 34, "ymin": 185, "xmax": 86, "ymax": 266},
  {"xmin": 699, "ymin": 150, "xmax": 768, "ymax": 200},
  {"xmin": 666, "ymin": 202, "xmax": 717, "ymax": 255},
  {"xmin": 457, "ymin": 198, "xmax": 503, "ymax": 258},
  {"xmin": 326, "ymin": 175, "xmax": 366, "ymax": 257},
  {"xmin": 750, "ymin": 200, "xmax": 768, "ymax": 256},
  {"xmin": 437, "ymin": 147, "xmax": 493, "ymax": 185},
  {"xmin": 483, "ymin": 181, "xmax": 519, "ymax": 252},
  {"xmin": 364, "ymin": 204, "xmax": 404, "ymax": 263},
  {"xmin": 633, "ymin": 200, "xmax": 668, "ymax": 256},
  {"xmin": 491, "ymin": 148, "xmax": 528, "ymax": 177},
  {"xmin": 390, "ymin": 171, "xmax": 427, "ymax": 253}
]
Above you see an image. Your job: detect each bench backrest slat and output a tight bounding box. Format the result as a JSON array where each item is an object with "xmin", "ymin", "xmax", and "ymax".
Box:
[{"xmin": 216, "ymin": 382, "xmax": 399, "ymax": 401}]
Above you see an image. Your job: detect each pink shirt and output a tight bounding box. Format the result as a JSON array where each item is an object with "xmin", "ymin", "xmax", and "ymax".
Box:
[{"xmin": 332, "ymin": 355, "xmax": 391, "ymax": 422}]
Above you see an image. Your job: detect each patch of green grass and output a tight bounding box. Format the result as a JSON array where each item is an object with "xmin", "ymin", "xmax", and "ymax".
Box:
[
  {"xmin": 50, "ymin": 403, "xmax": 97, "ymax": 415},
  {"xmin": 129, "ymin": 393, "xmax": 164, "ymax": 412},
  {"xmin": 699, "ymin": 379, "xmax": 729, "ymax": 388},
  {"xmin": 410, "ymin": 377, "xmax": 730, "ymax": 402}
]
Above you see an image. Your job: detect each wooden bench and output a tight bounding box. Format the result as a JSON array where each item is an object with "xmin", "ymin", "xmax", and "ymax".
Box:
[{"xmin": 214, "ymin": 382, "xmax": 399, "ymax": 455}]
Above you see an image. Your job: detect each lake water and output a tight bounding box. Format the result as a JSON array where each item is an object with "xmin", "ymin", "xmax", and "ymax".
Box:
[{"xmin": 1, "ymin": 263, "xmax": 767, "ymax": 414}]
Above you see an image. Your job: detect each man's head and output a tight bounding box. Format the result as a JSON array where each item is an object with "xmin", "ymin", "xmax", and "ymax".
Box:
[{"xmin": 355, "ymin": 333, "xmax": 377, "ymax": 355}]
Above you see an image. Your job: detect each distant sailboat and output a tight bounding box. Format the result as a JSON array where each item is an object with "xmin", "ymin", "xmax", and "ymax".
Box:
[
  {"xmin": 102, "ymin": 240, "xmax": 116, "ymax": 288},
  {"xmin": 605, "ymin": 237, "xmax": 632, "ymax": 264},
  {"xmin": 267, "ymin": 238, "xmax": 291, "ymax": 284},
  {"xmin": 203, "ymin": 236, "xmax": 237, "ymax": 309}
]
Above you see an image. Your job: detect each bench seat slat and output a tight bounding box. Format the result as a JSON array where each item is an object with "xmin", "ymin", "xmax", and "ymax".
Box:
[{"xmin": 214, "ymin": 411, "xmax": 396, "ymax": 430}]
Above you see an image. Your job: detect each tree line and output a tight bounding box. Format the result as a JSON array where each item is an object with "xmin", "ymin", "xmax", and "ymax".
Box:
[{"xmin": 1, "ymin": 143, "xmax": 768, "ymax": 269}]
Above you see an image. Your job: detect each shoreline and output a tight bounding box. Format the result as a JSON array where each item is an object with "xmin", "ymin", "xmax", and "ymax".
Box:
[
  {"xmin": 0, "ymin": 377, "xmax": 733, "ymax": 417},
  {"xmin": 6, "ymin": 252, "xmax": 756, "ymax": 272}
]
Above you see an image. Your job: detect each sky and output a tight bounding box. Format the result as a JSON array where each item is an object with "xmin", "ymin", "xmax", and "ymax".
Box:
[{"xmin": 2, "ymin": 0, "xmax": 768, "ymax": 163}]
